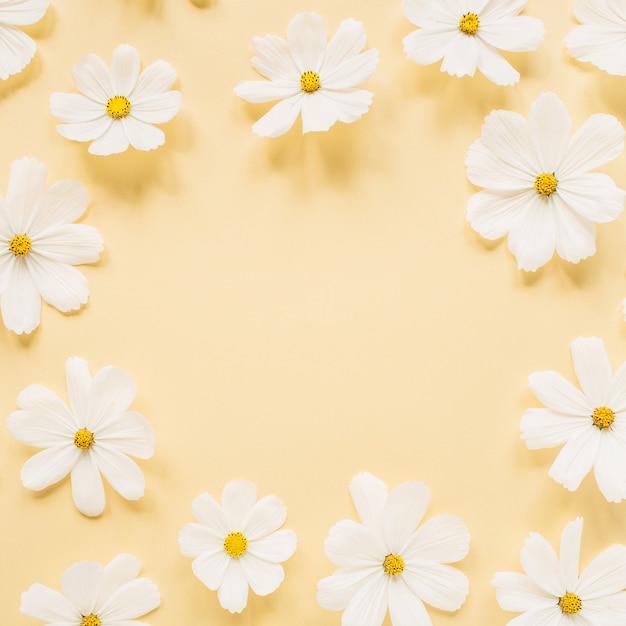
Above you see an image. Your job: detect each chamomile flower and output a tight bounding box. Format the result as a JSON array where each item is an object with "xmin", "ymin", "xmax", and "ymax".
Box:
[
  {"xmin": 178, "ymin": 480, "xmax": 297, "ymax": 613},
  {"xmin": 50, "ymin": 44, "xmax": 181, "ymax": 155},
  {"xmin": 493, "ymin": 518, "xmax": 626, "ymax": 625},
  {"xmin": 0, "ymin": 157, "xmax": 103, "ymax": 335},
  {"xmin": 521, "ymin": 336, "xmax": 626, "ymax": 503},
  {"xmin": 402, "ymin": 0, "xmax": 544, "ymax": 85},
  {"xmin": 317, "ymin": 472, "xmax": 470, "ymax": 626},
  {"xmin": 7, "ymin": 357, "xmax": 155, "ymax": 517},
  {"xmin": 466, "ymin": 92, "xmax": 624, "ymax": 271},
  {"xmin": 20, "ymin": 553, "xmax": 161, "ymax": 626},
  {"xmin": 234, "ymin": 12, "xmax": 379, "ymax": 137},
  {"xmin": 0, "ymin": 0, "xmax": 49, "ymax": 79},
  {"xmin": 566, "ymin": 0, "xmax": 626, "ymax": 76}
]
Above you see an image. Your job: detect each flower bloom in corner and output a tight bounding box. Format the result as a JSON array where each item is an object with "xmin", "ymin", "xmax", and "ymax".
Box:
[
  {"xmin": 178, "ymin": 480, "xmax": 297, "ymax": 613},
  {"xmin": 493, "ymin": 517, "xmax": 626, "ymax": 624},
  {"xmin": 566, "ymin": 0, "xmax": 626, "ymax": 76},
  {"xmin": 521, "ymin": 336, "xmax": 626, "ymax": 503},
  {"xmin": 20, "ymin": 553, "xmax": 161, "ymax": 626},
  {"xmin": 0, "ymin": 0, "xmax": 49, "ymax": 79},
  {"xmin": 0, "ymin": 157, "xmax": 103, "ymax": 335},
  {"xmin": 401, "ymin": 0, "xmax": 544, "ymax": 85},
  {"xmin": 317, "ymin": 472, "xmax": 470, "ymax": 626},
  {"xmin": 50, "ymin": 44, "xmax": 181, "ymax": 155},
  {"xmin": 466, "ymin": 92, "xmax": 625, "ymax": 271},
  {"xmin": 234, "ymin": 12, "xmax": 379, "ymax": 137},
  {"xmin": 7, "ymin": 357, "xmax": 155, "ymax": 516}
]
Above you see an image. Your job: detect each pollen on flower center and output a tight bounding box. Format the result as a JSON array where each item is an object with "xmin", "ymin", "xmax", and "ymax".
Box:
[
  {"xmin": 534, "ymin": 172, "xmax": 558, "ymax": 196},
  {"xmin": 224, "ymin": 531, "xmax": 248, "ymax": 558},
  {"xmin": 80, "ymin": 615, "xmax": 101, "ymax": 626},
  {"xmin": 73, "ymin": 427, "xmax": 95, "ymax": 450},
  {"xmin": 9, "ymin": 234, "xmax": 32, "ymax": 256},
  {"xmin": 106, "ymin": 95, "xmax": 131, "ymax": 119},
  {"xmin": 592, "ymin": 406, "xmax": 615, "ymax": 430},
  {"xmin": 383, "ymin": 553, "xmax": 405, "ymax": 576},
  {"xmin": 459, "ymin": 13, "xmax": 480, "ymax": 35},
  {"xmin": 558, "ymin": 591, "xmax": 582, "ymax": 614},
  {"xmin": 300, "ymin": 71, "xmax": 321, "ymax": 93}
]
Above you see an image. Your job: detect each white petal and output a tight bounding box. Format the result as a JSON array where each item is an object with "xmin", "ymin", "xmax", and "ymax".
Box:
[
  {"xmin": 401, "ymin": 0, "xmax": 457, "ymax": 27},
  {"xmin": 250, "ymin": 33, "xmax": 299, "ymax": 81},
  {"xmin": 86, "ymin": 364, "xmax": 136, "ymax": 431},
  {"xmin": 178, "ymin": 523, "xmax": 224, "ymax": 558},
  {"xmin": 234, "ymin": 79, "xmax": 300, "ymax": 104},
  {"xmin": 0, "ymin": 0, "xmax": 48, "ymax": 26},
  {"xmin": 475, "ymin": 40, "xmax": 520, "ymax": 85},
  {"xmin": 520, "ymin": 531, "xmax": 564, "ymax": 597},
  {"xmin": 577, "ymin": 544, "xmax": 626, "ymax": 599},
  {"xmin": 528, "ymin": 370, "xmax": 592, "ymax": 416},
  {"xmin": 552, "ymin": 194, "xmax": 597, "ymax": 265},
  {"xmin": 608, "ymin": 362, "xmax": 626, "ymax": 413},
  {"xmin": 189, "ymin": 549, "xmax": 230, "ymax": 590},
  {"xmin": 32, "ymin": 224, "xmax": 103, "ymax": 266},
  {"xmin": 560, "ymin": 518, "xmax": 583, "ymax": 591},
  {"xmin": 521, "ymin": 408, "xmax": 590, "ymax": 449},
  {"xmin": 242, "ymin": 494, "xmax": 286, "ymax": 540},
  {"xmin": 440, "ymin": 32, "xmax": 479, "ymax": 78},
  {"xmin": 503, "ymin": 606, "xmax": 564, "ymax": 625},
  {"xmin": 190, "ymin": 492, "xmax": 229, "ymax": 536},
  {"xmin": 70, "ymin": 451, "xmax": 105, "ymax": 516},
  {"xmin": 20, "ymin": 444, "xmax": 78, "ymax": 490},
  {"xmin": 99, "ymin": 577, "xmax": 160, "ymax": 620},
  {"xmin": 321, "ymin": 48, "xmax": 378, "ymax": 90},
  {"xmin": 13, "ymin": 382, "xmax": 77, "ymax": 431},
  {"xmin": 571, "ymin": 336, "xmax": 613, "ymax": 407},
  {"xmin": 317, "ymin": 567, "xmax": 380, "ymax": 611},
  {"xmin": 222, "ymin": 480, "xmax": 257, "ymax": 528},
  {"xmin": 87, "ymin": 120, "xmax": 129, "ymax": 156},
  {"xmin": 240, "ymin": 554, "xmax": 285, "ymax": 595},
  {"xmin": 479, "ymin": 0, "xmax": 527, "ymax": 21},
  {"xmin": 130, "ymin": 59, "xmax": 177, "ymax": 101},
  {"xmin": 324, "ymin": 519, "xmax": 385, "ymax": 567},
  {"xmin": 92, "ymin": 444, "xmax": 146, "ymax": 500},
  {"xmin": 527, "ymin": 93, "xmax": 572, "ymax": 173},
  {"xmin": 110, "ymin": 44, "xmax": 140, "ymax": 96},
  {"xmin": 5, "ymin": 157, "xmax": 47, "ymax": 233},
  {"xmin": 383, "ymin": 481, "xmax": 430, "ymax": 553},
  {"xmin": 566, "ymin": 24, "xmax": 626, "ymax": 76},
  {"xmin": 583, "ymin": 592, "xmax": 626, "ymax": 624},
  {"xmin": 300, "ymin": 91, "xmax": 348, "ymax": 133},
  {"xmin": 402, "ymin": 562, "xmax": 469, "ymax": 611},
  {"xmin": 403, "ymin": 514, "xmax": 470, "ymax": 564},
  {"xmin": 492, "ymin": 571, "xmax": 557, "ymax": 612},
  {"xmin": 388, "ymin": 578, "xmax": 433, "ymax": 626},
  {"xmin": 315, "ymin": 88, "xmax": 373, "ymax": 124},
  {"xmin": 28, "ymin": 180, "xmax": 90, "ymax": 234},
  {"xmin": 61, "ymin": 560, "xmax": 103, "ymax": 615},
  {"xmin": 96, "ymin": 554, "xmax": 142, "ymax": 608},
  {"xmin": 0, "ymin": 256, "xmax": 41, "ymax": 334},
  {"xmin": 20, "ymin": 583, "xmax": 79, "ymax": 622},
  {"xmin": 349, "ymin": 472, "xmax": 388, "ymax": 527},
  {"xmin": 478, "ymin": 16, "xmax": 544, "ymax": 52},
  {"xmin": 56, "ymin": 117, "xmax": 112, "ymax": 143},
  {"xmin": 593, "ymin": 432, "xmax": 626, "ymax": 502},
  {"xmin": 0, "ymin": 24, "xmax": 35, "ymax": 79},
  {"xmin": 49, "ymin": 93, "xmax": 105, "ymax": 124},
  {"xmin": 251, "ymin": 94, "xmax": 303, "ymax": 137},
  {"xmin": 466, "ymin": 190, "xmax": 533, "ymax": 240},
  {"xmin": 7, "ymin": 409, "xmax": 74, "ymax": 447},
  {"xmin": 72, "ymin": 53, "xmax": 114, "ymax": 102},
  {"xmin": 128, "ymin": 91, "xmax": 181, "ymax": 124},
  {"xmin": 341, "ymin": 571, "xmax": 389, "ymax": 626},
  {"xmin": 557, "ymin": 173, "xmax": 624, "ymax": 224},
  {"xmin": 248, "ymin": 529, "xmax": 297, "ymax": 562},
  {"xmin": 402, "ymin": 28, "xmax": 455, "ymax": 66},
  {"xmin": 217, "ymin": 560, "xmax": 249, "ymax": 613},
  {"xmin": 65, "ymin": 357, "xmax": 92, "ymax": 419},
  {"xmin": 549, "ymin": 429, "xmax": 599, "ymax": 492},
  {"xmin": 321, "ymin": 18, "xmax": 367, "ymax": 75},
  {"xmin": 122, "ymin": 116, "xmax": 166, "ymax": 151},
  {"xmin": 95, "ymin": 410, "xmax": 155, "ymax": 459},
  {"xmin": 287, "ymin": 12, "xmax": 327, "ymax": 73}
]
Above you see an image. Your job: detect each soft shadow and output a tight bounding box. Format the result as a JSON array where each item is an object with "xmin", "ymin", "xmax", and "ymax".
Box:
[
  {"xmin": 123, "ymin": 0, "xmax": 163, "ymax": 15},
  {"xmin": 189, "ymin": 0, "xmax": 215, "ymax": 7},
  {"xmin": 0, "ymin": 53, "xmax": 42, "ymax": 100},
  {"xmin": 21, "ymin": 3, "xmax": 56, "ymax": 39}
]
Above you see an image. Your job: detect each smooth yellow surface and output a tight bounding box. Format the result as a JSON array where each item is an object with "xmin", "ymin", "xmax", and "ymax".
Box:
[{"xmin": 2, "ymin": 1, "xmax": 626, "ymax": 624}]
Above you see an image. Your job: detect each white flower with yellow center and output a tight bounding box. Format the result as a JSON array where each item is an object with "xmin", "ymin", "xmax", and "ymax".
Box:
[
  {"xmin": 178, "ymin": 480, "xmax": 297, "ymax": 613},
  {"xmin": 234, "ymin": 12, "xmax": 379, "ymax": 137},
  {"xmin": 50, "ymin": 44, "xmax": 181, "ymax": 155},
  {"xmin": 466, "ymin": 92, "xmax": 625, "ymax": 271},
  {"xmin": 402, "ymin": 0, "xmax": 544, "ymax": 85},
  {"xmin": 0, "ymin": 157, "xmax": 103, "ymax": 335},
  {"xmin": 317, "ymin": 473, "xmax": 470, "ymax": 626},
  {"xmin": 7, "ymin": 357, "xmax": 155, "ymax": 517},
  {"xmin": 521, "ymin": 336, "xmax": 626, "ymax": 503},
  {"xmin": 0, "ymin": 0, "xmax": 48, "ymax": 79},
  {"xmin": 20, "ymin": 554, "xmax": 160, "ymax": 626},
  {"xmin": 493, "ymin": 518, "xmax": 626, "ymax": 625},
  {"xmin": 566, "ymin": 0, "xmax": 626, "ymax": 76}
]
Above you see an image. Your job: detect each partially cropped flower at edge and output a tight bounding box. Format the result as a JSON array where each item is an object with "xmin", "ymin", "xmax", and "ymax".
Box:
[
  {"xmin": 466, "ymin": 92, "xmax": 624, "ymax": 271},
  {"xmin": 7, "ymin": 357, "xmax": 155, "ymax": 516},
  {"xmin": 0, "ymin": 157, "xmax": 103, "ymax": 335},
  {"xmin": 50, "ymin": 44, "xmax": 181, "ymax": 155},
  {"xmin": 234, "ymin": 12, "xmax": 379, "ymax": 137},
  {"xmin": 20, "ymin": 553, "xmax": 161, "ymax": 626},
  {"xmin": 178, "ymin": 480, "xmax": 297, "ymax": 613}
]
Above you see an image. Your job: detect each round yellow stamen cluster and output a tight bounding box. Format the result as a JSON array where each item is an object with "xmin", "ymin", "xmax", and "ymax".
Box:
[
  {"xmin": 73, "ymin": 427, "xmax": 95, "ymax": 450},
  {"xmin": 300, "ymin": 71, "xmax": 321, "ymax": 93},
  {"xmin": 106, "ymin": 95, "xmax": 131, "ymax": 119},
  {"xmin": 592, "ymin": 406, "xmax": 615, "ymax": 430},
  {"xmin": 534, "ymin": 172, "xmax": 558, "ymax": 196},
  {"xmin": 9, "ymin": 234, "xmax": 32, "ymax": 256},
  {"xmin": 224, "ymin": 531, "xmax": 248, "ymax": 558},
  {"xmin": 459, "ymin": 13, "xmax": 480, "ymax": 35},
  {"xmin": 80, "ymin": 615, "xmax": 101, "ymax": 626},
  {"xmin": 382, "ymin": 553, "xmax": 405, "ymax": 576},
  {"xmin": 558, "ymin": 591, "xmax": 582, "ymax": 614}
]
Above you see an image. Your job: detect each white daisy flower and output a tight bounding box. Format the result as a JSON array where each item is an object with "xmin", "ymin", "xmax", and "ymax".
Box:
[
  {"xmin": 0, "ymin": 0, "xmax": 48, "ymax": 80},
  {"xmin": 401, "ymin": 0, "xmax": 544, "ymax": 86},
  {"xmin": 566, "ymin": 0, "xmax": 626, "ymax": 76},
  {"xmin": 7, "ymin": 357, "xmax": 155, "ymax": 517},
  {"xmin": 234, "ymin": 12, "xmax": 379, "ymax": 138},
  {"xmin": 520, "ymin": 336, "xmax": 626, "ymax": 503},
  {"xmin": 316, "ymin": 472, "xmax": 470, "ymax": 626},
  {"xmin": 178, "ymin": 480, "xmax": 297, "ymax": 613},
  {"xmin": 466, "ymin": 92, "xmax": 625, "ymax": 271},
  {"xmin": 493, "ymin": 517, "xmax": 626, "ymax": 625},
  {"xmin": 20, "ymin": 553, "xmax": 161, "ymax": 626},
  {"xmin": 50, "ymin": 44, "xmax": 182, "ymax": 156},
  {"xmin": 0, "ymin": 157, "xmax": 103, "ymax": 335}
]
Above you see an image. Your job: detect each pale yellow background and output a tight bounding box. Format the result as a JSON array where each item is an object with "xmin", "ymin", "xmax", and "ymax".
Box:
[{"xmin": 2, "ymin": 0, "xmax": 626, "ymax": 624}]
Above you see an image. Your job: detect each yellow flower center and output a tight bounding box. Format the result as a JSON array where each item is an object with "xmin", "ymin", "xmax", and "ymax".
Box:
[
  {"xmin": 73, "ymin": 427, "xmax": 95, "ymax": 450},
  {"xmin": 558, "ymin": 591, "xmax": 582, "ymax": 614},
  {"xmin": 106, "ymin": 95, "xmax": 131, "ymax": 118},
  {"xmin": 9, "ymin": 234, "xmax": 32, "ymax": 256},
  {"xmin": 80, "ymin": 615, "xmax": 101, "ymax": 626},
  {"xmin": 300, "ymin": 71, "xmax": 321, "ymax": 93},
  {"xmin": 592, "ymin": 406, "xmax": 615, "ymax": 430},
  {"xmin": 534, "ymin": 172, "xmax": 558, "ymax": 196},
  {"xmin": 383, "ymin": 554, "xmax": 405, "ymax": 576},
  {"xmin": 224, "ymin": 531, "xmax": 248, "ymax": 558},
  {"xmin": 459, "ymin": 13, "xmax": 480, "ymax": 35}
]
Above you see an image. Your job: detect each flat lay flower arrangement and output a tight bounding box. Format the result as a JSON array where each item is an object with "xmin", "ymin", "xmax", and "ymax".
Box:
[{"xmin": 3, "ymin": 1, "xmax": 626, "ymax": 625}]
